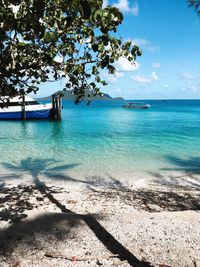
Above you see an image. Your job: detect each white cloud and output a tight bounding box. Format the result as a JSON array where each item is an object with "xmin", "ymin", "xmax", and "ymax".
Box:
[
  {"xmin": 113, "ymin": 0, "xmax": 139, "ymax": 16},
  {"xmin": 145, "ymin": 46, "xmax": 159, "ymax": 52},
  {"xmin": 181, "ymin": 71, "xmax": 199, "ymax": 81},
  {"xmin": 152, "ymin": 62, "xmax": 160, "ymax": 68},
  {"xmin": 151, "ymin": 72, "xmax": 158, "ymax": 81},
  {"xmin": 189, "ymin": 84, "xmax": 199, "ymax": 92},
  {"xmin": 115, "ymin": 71, "xmax": 124, "ymax": 78},
  {"xmin": 104, "ymin": 71, "xmax": 124, "ymax": 84},
  {"xmin": 115, "ymin": 57, "xmax": 139, "ymax": 72},
  {"xmin": 103, "ymin": 0, "xmax": 108, "ymax": 8},
  {"xmin": 132, "ymin": 75, "xmax": 151, "ymax": 83},
  {"xmin": 131, "ymin": 72, "xmax": 158, "ymax": 84},
  {"xmin": 132, "ymin": 38, "xmax": 147, "ymax": 46},
  {"xmin": 180, "ymin": 72, "xmax": 200, "ymax": 92},
  {"xmin": 183, "ymin": 82, "xmax": 200, "ymax": 92},
  {"xmin": 130, "ymin": 38, "xmax": 159, "ymax": 52},
  {"xmin": 114, "ymin": 88, "xmax": 122, "ymax": 93},
  {"xmin": 163, "ymin": 84, "xmax": 169, "ymax": 88},
  {"xmin": 104, "ymin": 74, "xmax": 117, "ymax": 84},
  {"xmin": 104, "ymin": 87, "xmax": 122, "ymax": 98}
]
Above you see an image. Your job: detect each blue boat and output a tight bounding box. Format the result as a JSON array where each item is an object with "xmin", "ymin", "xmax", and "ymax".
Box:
[{"xmin": 0, "ymin": 96, "xmax": 52, "ymax": 120}]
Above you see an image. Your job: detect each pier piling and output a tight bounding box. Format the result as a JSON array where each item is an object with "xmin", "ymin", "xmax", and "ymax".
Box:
[
  {"xmin": 49, "ymin": 92, "xmax": 63, "ymax": 120},
  {"xmin": 21, "ymin": 95, "xmax": 26, "ymax": 120}
]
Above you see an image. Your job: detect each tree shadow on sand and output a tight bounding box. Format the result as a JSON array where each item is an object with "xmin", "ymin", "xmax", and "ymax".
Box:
[
  {"xmin": 0, "ymin": 157, "xmax": 151, "ymax": 267},
  {"xmin": 85, "ymin": 170, "xmax": 200, "ymax": 212},
  {"xmin": 139, "ymin": 155, "xmax": 200, "ymax": 211},
  {"xmin": 0, "ymin": 184, "xmax": 39, "ymax": 223},
  {"xmin": 154, "ymin": 155, "xmax": 200, "ymax": 189},
  {"xmin": 0, "ymin": 157, "xmax": 80, "ymax": 223}
]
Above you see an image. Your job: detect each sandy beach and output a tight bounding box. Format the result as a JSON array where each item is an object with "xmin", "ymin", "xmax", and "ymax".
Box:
[
  {"xmin": 1, "ymin": 0, "xmax": 200, "ymax": 265},
  {"xmin": 0, "ymin": 171, "xmax": 199, "ymax": 267}
]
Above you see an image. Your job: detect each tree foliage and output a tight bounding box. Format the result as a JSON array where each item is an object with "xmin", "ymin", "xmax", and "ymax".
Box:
[
  {"xmin": 188, "ymin": 0, "xmax": 200, "ymax": 16},
  {"xmin": 0, "ymin": 0, "xmax": 141, "ymax": 102}
]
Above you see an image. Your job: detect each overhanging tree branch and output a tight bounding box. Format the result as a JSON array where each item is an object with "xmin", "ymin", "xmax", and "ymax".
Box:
[{"xmin": 0, "ymin": 0, "xmax": 142, "ymax": 102}]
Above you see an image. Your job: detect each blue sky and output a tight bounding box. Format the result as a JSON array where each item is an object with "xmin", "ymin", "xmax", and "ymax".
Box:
[{"xmin": 38, "ymin": 0, "xmax": 200, "ymax": 99}]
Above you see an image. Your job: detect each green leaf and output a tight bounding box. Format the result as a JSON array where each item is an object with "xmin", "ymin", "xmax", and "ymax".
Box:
[
  {"xmin": 80, "ymin": 0, "xmax": 92, "ymax": 19},
  {"xmin": 0, "ymin": 0, "xmax": 141, "ymax": 101},
  {"xmin": 43, "ymin": 32, "xmax": 51, "ymax": 43}
]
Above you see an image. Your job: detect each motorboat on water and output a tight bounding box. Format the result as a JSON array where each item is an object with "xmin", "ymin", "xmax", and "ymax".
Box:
[
  {"xmin": 122, "ymin": 102, "xmax": 150, "ymax": 109},
  {"xmin": 0, "ymin": 95, "xmax": 52, "ymax": 119}
]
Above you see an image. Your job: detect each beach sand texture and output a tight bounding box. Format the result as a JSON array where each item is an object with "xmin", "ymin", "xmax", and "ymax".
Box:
[{"xmin": 0, "ymin": 172, "xmax": 199, "ymax": 267}]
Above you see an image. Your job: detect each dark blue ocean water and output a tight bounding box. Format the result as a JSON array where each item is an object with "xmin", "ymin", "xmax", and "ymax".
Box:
[{"xmin": 0, "ymin": 100, "xmax": 200, "ymax": 181}]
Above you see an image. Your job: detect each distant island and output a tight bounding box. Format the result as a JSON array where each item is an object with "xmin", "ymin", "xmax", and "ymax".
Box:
[{"xmin": 38, "ymin": 90, "xmax": 124, "ymax": 101}]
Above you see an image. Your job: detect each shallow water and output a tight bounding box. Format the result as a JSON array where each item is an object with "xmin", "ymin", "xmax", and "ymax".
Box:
[{"xmin": 0, "ymin": 100, "xmax": 200, "ymax": 183}]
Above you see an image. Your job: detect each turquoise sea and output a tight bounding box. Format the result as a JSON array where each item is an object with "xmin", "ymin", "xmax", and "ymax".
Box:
[{"xmin": 0, "ymin": 100, "xmax": 200, "ymax": 183}]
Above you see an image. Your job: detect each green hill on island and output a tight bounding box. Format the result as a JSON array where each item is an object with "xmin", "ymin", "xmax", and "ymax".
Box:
[{"xmin": 38, "ymin": 90, "xmax": 124, "ymax": 101}]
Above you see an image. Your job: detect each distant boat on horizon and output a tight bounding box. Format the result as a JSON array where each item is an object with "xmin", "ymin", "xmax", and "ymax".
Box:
[
  {"xmin": 0, "ymin": 95, "xmax": 52, "ymax": 119},
  {"xmin": 122, "ymin": 102, "xmax": 150, "ymax": 109}
]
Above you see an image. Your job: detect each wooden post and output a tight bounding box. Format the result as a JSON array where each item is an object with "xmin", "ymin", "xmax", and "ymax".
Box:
[
  {"xmin": 21, "ymin": 95, "xmax": 26, "ymax": 120},
  {"xmin": 57, "ymin": 96, "xmax": 62, "ymax": 120},
  {"xmin": 52, "ymin": 94, "xmax": 55, "ymax": 111},
  {"xmin": 58, "ymin": 96, "xmax": 62, "ymax": 120},
  {"xmin": 50, "ymin": 93, "xmax": 62, "ymax": 120}
]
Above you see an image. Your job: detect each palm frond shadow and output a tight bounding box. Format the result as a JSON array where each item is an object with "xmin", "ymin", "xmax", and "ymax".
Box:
[
  {"xmin": 85, "ymin": 172, "xmax": 200, "ymax": 212},
  {"xmin": 163, "ymin": 156, "xmax": 200, "ymax": 172},
  {"xmin": 1, "ymin": 157, "xmax": 79, "ymax": 182},
  {"xmin": 0, "ymin": 157, "xmax": 151, "ymax": 267},
  {"xmin": 152, "ymin": 155, "xmax": 200, "ymax": 189}
]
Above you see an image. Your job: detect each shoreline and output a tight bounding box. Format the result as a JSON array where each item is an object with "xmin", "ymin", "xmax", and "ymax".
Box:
[{"xmin": 0, "ymin": 171, "xmax": 200, "ymax": 267}]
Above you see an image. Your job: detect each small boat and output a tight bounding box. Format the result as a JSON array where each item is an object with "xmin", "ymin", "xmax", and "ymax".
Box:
[
  {"xmin": 0, "ymin": 95, "xmax": 52, "ymax": 119},
  {"xmin": 122, "ymin": 102, "xmax": 150, "ymax": 109}
]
